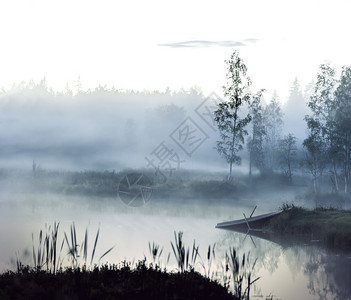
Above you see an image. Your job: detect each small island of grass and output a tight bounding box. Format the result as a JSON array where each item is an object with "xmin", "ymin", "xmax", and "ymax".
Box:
[{"xmin": 267, "ymin": 206, "xmax": 351, "ymax": 251}]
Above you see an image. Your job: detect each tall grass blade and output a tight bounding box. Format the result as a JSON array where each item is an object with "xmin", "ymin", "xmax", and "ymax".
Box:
[
  {"xmin": 148, "ymin": 242, "xmax": 163, "ymax": 265},
  {"xmin": 82, "ymin": 228, "xmax": 88, "ymax": 264},
  {"xmin": 32, "ymin": 233, "xmax": 36, "ymax": 268},
  {"xmin": 37, "ymin": 230, "xmax": 42, "ymax": 269},
  {"xmin": 90, "ymin": 226, "xmax": 100, "ymax": 265},
  {"xmin": 98, "ymin": 245, "xmax": 115, "ymax": 262}
]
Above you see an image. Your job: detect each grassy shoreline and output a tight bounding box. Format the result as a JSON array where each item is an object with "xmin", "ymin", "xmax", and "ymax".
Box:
[
  {"xmin": 267, "ymin": 206, "xmax": 351, "ymax": 251},
  {"xmin": 0, "ymin": 168, "xmax": 303, "ymax": 200}
]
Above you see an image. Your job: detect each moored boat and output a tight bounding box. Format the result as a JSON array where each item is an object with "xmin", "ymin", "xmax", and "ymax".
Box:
[{"xmin": 215, "ymin": 211, "xmax": 282, "ymax": 233}]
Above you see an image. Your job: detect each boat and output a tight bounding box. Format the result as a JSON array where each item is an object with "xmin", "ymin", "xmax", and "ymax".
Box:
[{"xmin": 215, "ymin": 210, "xmax": 282, "ymax": 233}]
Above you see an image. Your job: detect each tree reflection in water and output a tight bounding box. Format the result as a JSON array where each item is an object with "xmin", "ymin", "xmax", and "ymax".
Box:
[
  {"xmin": 304, "ymin": 248, "xmax": 351, "ymax": 300},
  {"xmin": 216, "ymin": 230, "xmax": 351, "ymax": 300}
]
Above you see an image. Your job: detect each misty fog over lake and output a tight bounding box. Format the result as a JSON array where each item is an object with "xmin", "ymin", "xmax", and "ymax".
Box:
[
  {"xmin": 1, "ymin": 1, "xmax": 351, "ymax": 297},
  {"xmin": 0, "ymin": 82, "xmax": 310, "ymax": 172},
  {"xmin": 1, "ymin": 79, "xmax": 351, "ymax": 300}
]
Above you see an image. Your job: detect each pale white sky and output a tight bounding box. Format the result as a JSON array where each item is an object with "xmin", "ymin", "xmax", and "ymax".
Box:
[{"xmin": 1, "ymin": 0, "xmax": 350, "ymax": 101}]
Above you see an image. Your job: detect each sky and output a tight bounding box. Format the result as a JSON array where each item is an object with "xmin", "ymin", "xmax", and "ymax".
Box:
[{"xmin": 1, "ymin": 0, "xmax": 351, "ymax": 102}]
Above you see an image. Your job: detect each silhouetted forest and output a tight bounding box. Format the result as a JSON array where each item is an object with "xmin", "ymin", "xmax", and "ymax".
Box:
[{"xmin": 0, "ymin": 62, "xmax": 350, "ymax": 199}]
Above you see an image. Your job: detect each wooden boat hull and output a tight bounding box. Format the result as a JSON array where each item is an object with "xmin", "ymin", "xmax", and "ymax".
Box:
[{"xmin": 215, "ymin": 211, "xmax": 282, "ymax": 232}]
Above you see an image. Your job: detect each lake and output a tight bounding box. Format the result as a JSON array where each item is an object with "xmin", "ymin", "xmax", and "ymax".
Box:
[{"xmin": 1, "ymin": 191, "xmax": 350, "ymax": 300}]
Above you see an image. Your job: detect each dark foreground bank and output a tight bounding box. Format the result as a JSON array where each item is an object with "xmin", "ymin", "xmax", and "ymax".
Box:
[{"xmin": 0, "ymin": 261, "xmax": 237, "ymax": 300}]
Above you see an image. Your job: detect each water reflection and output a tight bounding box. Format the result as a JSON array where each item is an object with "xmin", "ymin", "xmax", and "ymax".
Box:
[
  {"xmin": 304, "ymin": 249, "xmax": 351, "ymax": 300},
  {"xmin": 218, "ymin": 229, "xmax": 351, "ymax": 300},
  {"xmin": 1, "ymin": 192, "xmax": 351, "ymax": 300}
]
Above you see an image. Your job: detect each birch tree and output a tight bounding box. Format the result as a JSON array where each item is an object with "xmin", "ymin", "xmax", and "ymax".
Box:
[{"xmin": 215, "ymin": 51, "xmax": 252, "ymax": 181}]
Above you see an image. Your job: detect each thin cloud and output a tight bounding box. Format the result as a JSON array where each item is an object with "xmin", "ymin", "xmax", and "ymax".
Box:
[
  {"xmin": 244, "ymin": 38, "xmax": 259, "ymax": 43},
  {"xmin": 159, "ymin": 39, "xmax": 258, "ymax": 48}
]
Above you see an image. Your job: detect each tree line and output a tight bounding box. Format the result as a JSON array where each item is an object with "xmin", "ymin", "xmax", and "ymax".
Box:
[{"xmin": 215, "ymin": 51, "xmax": 351, "ymax": 197}]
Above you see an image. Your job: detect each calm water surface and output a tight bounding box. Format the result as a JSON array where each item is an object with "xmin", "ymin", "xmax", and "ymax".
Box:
[{"xmin": 1, "ymin": 192, "xmax": 350, "ymax": 300}]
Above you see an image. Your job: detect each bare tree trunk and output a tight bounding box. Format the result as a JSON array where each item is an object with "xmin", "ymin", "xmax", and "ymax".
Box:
[
  {"xmin": 249, "ymin": 151, "xmax": 252, "ymax": 180},
  {"xmin": 346, "ymin": 143, "xmax": 350, "ymax": 195},
  {"xmin": 313, "ymin": 177, "xmax": 317, "ymax": 193},
  {"xmin": 287, "ymin": 156, "xmax": 292, "ymax": 183},
  {"xmin": 228, "ymin": 107, "xmax": 238, "ymax": 181},
  {"xmin": 313, "ymin": 166, "xmax": 317, "ymax": 193},
  {"xmin": 228, "ymin": 161, "xmax": 233, "ymax": 181},
  {"xmin": 333, "ymin": 163, "xmax": 339, "ymax": 193},
  {"xmin": 330, "ymin": 175, "xmax": 337, "ymax": 193}
]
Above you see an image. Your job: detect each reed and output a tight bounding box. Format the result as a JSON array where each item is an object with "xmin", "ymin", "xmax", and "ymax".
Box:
[
  {"xmin": 29, "ymin": 222, "xmax": 114, "ymax": 272},
  {"xmin": 170, "ymin": 231, "xmax": 187, "ymax": 272},
  {"xmin": 148, "ymin": 241, "xmax": 163, "ymax": 266},
  {"xmin": 190, "ymin": 239, "xmax": 200, "ymax": 269},
  {"xmin": 224, "ymin": 248, "xmax": 260, "ymax": 300},
  {"xmin": 64, "ymin": 223, "xmax": 79, "ymax": 267},
  {"xmin": 200, "ymin": 243, "xmax": 216, "ymax": 279},
  {"xmin": 170, "ymin": 231, "xmax": 201, "ymax": 273},
  {"xmin": 16, "ymin": 226, "xmax": 260, "ymax": 299},
  {"xmin": 30, "ymin": 222, "xmax": 64, "ymax": 273}
]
